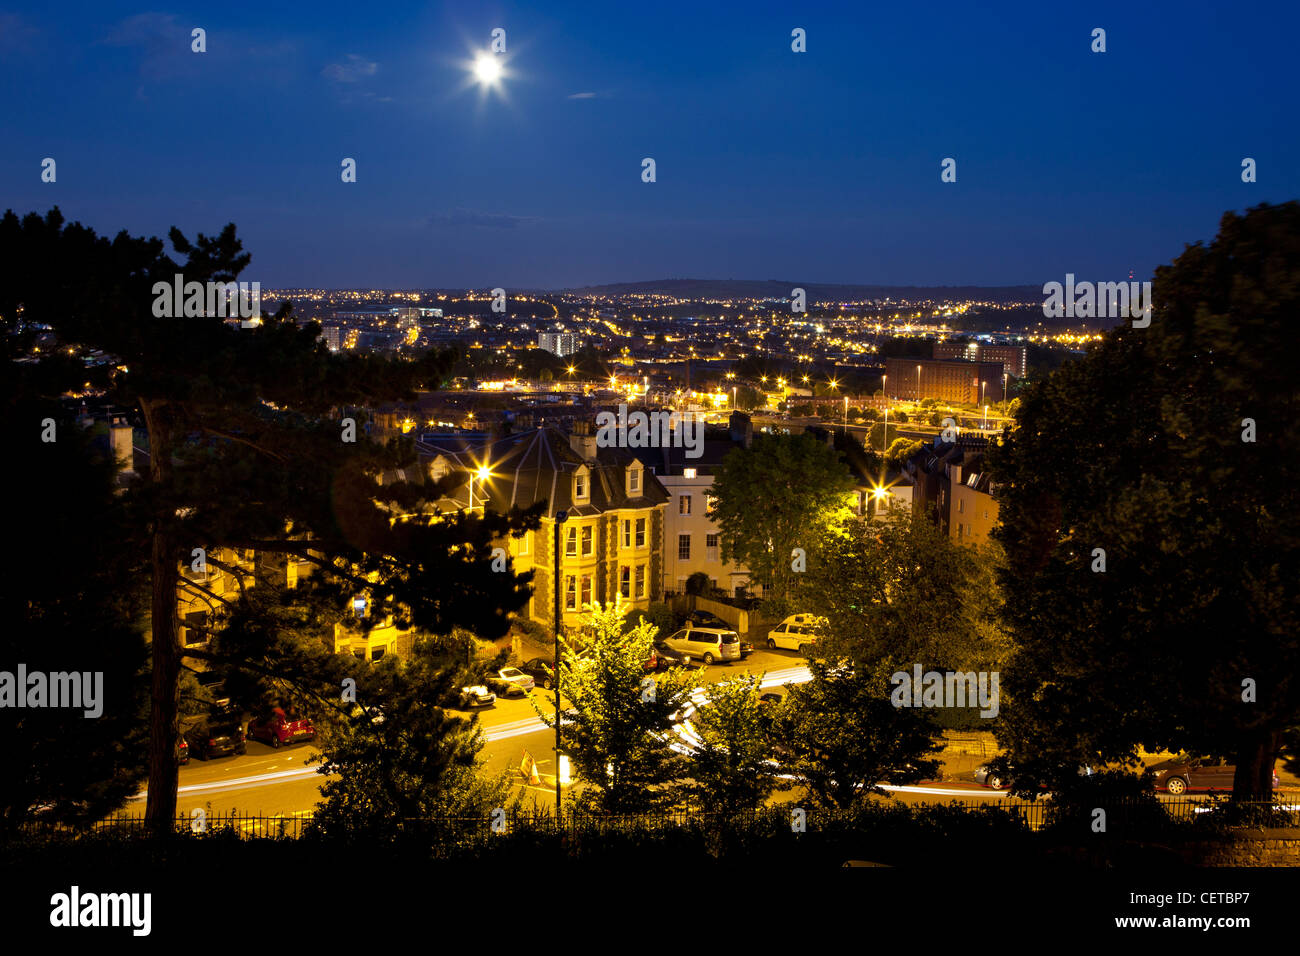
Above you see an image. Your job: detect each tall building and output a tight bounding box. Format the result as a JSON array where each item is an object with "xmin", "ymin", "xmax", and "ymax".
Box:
[
  {"xmin": 422, "ymin": 426, "xmax": 668, "ymax": 630},
  {"xmin": 884, "ymin": 357, "xmax": 1005, "ymax": 404},
  {"xmin": 321, "ymin": 325, "xmax": 342, "ymax": 351},
  {"xmin": 933, "ymin": 340, "xmax": 1027, "ymax": 380},
  {"xmin": 537, "ymin": 332, "xmax": 580, "ymax": 357}
]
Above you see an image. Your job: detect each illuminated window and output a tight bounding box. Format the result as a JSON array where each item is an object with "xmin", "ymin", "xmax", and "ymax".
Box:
[
  {"xmin": 679, "ymin": 495, "xmax": 691, "ymax": 515},
  {"xmin": 683, "ymin": 468, "xmax": 697, "ymax": 479},
  {"xmin": 565, "ymin": 575, "xmax": 577, "ymax": 610},
  {"xmin": 581, "ymin": 525, "xmax": 593, "ymax": 557},
  {"xmin": 565, "ymin": 527, "xmax": 577, "ymax": 557}
]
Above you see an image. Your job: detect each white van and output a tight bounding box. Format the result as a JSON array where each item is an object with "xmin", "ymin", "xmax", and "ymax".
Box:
[
  {"xmin": 662, "ymin": 625, "xmax": 741, "ymax": 665},
  {"xmin": 766, "ymin": 614, "xmax": 825, "ymax": 652}
]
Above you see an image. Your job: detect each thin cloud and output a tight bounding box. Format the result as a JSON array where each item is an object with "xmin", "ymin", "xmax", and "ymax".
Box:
[
  {"xmin": 567, "ymin": 91, "xmax": 597, "ymax": 99},
  {"xmin": 322, "ymin": 54, "xmax": 378, "ymax": 83},
  {"xmin": 426, "ymin": 208, "xmax": 539, "ymax": 230}
]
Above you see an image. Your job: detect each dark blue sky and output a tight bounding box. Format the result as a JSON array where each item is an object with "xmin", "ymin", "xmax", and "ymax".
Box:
[{"xmin": 3, "ymin": 1, "xmax": 1297, "ymax": 289}]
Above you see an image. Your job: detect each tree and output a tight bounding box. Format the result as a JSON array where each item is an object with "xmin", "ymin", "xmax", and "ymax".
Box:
[
  {"xmin": 809, "ymin": 512, "xmax": 1007, "ymax": 705},
  {"xmin": 687, "ymin": 672, "xmax": 780, "ymax": 812},
  {"xmin": 990, "ymin": 202, "xmax": 1300, "ymax": 800},
  {"xmin": 0, "ymin": 208, "xmax": 541, "ymax": 833},
  {"xmin": 884, "ymin": 437, "xmax": 925, "ymax": 467},
  {"xmin": 773, "ymin": 659, "xmax": 941, "ymax": 811},
  {"xmin": 537, "ymin": 600, "xmax": 696, "ymax": 813},
  {"xmin": 0, "ymin": 383, "xmax": 150, "ymax": 833},
  {"xmin": 309, "ymin": 634, "xmax": 513, "ymax": 840},
  {"xmin": 710, "ymin": 432, "xmax": 855, "ymax": 607},
  {"xmin": 684, "ymin": 571, "xmax": 711, "ymax": 596}
]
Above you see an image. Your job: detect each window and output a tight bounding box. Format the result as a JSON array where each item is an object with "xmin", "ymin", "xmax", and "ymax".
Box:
[
  {"xmin": 683, "ymin": 468, "xmax": 697, "ymax": 479},
  {"xmin": 575, "ymin": 472, "xmax": 588, "ymax": 500},
  {"xmin": 679, "ymin": 495, "xmax": 691, "ymax": 515},
  {"xmin": 565, "ymin": 526, "xmax": 577, "ymax": 557},
  {"xmin": 678, "ymin": 534, "xmax": 691, "ymax": 560},
  {"xmin": 628, "ymin": 467, "xmax": 641, "ymax": 495},
  {"xmin": 517, "ymin": 532, "xmax": 530, "ymax": 556},
  {"xmin": 580, "ymin": 574, "xmax": 592, "ymax": 607},
  {"xmin": 620, "ymin": 566, "xmax": 631, "ymax": 599},
  {"xmin": 635, "ymin": 517, "xmax": 646, "ymax": 548},
  {"xmin": 581, "ymin": 525, "xmax": 593, "ymax": 557},
  {"xmin": 635, "ymin": 565, "xmax": 646, "ymax": 598},
  {"xmin": 622, "ymin": 519, "xmax": 631, "ymax": 549},
  {"xmin": 706, "ymin": 533, "xmax": 719, "ymax": 562},
  {"xmin": 958, "ymin": 498, "xmax": 965, "ymax": 514},
  {"xmin": 565, "ymin": 575, "xmax": 577, "ymax": 610}
]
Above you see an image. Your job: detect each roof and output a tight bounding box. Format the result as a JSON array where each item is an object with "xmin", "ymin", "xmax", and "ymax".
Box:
[{"xmin": 417, "ymin": 426, "xmax": 669, "ymax": 519}]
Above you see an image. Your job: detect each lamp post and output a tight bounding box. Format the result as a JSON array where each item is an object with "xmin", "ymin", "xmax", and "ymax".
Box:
[{"xmin": 552, "ymin": 509, "xmax": 568, "ymax": 817}]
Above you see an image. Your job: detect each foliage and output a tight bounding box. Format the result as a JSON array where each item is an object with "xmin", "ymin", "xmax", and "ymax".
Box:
[
  {"xmin": 772, "ymin": 659, "xmax": 942, "ymax": 810},
  {"xmin": 990, "ymin": 202, "xmax": 1300, "ymax": 799},
  {"xmin": 534, "ymin": 599, "xmax": 697, "ymax": 813},
  {"xmin": 686, "ymin": 672, "xmax": 780, "ymax": 812},
  {"xmin": 710, "ymin": 432, "xmax": 855, "ymax": 605}
]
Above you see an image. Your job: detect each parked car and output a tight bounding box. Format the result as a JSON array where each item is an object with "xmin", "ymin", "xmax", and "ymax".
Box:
[
  {"xmin": 758, "ymin": 691, "xmax": 785, "ymax": 707},
  {"xmin": 496, "ymin": 666, "xmax": 535, "ymax": 694},
  {"xmin": 177, "ymin": 736, "xmax": 190, "ymax": 765},
  {"xmin": 519, "ymin": 657, "xmax": 555, "ymax": 689},
  {"xmin": 974, "ymin": 765, "xmax": 1010, "ymax": 790},
  {"xmin": 651, "ymin": 641, "xmax": 688, "ymax": 669},
  {"xmin": 1151, "ymin": 757, "xmax": 1279, "ymax": 795},
  {"xmin": 738, "ymin": 640, "xmax": 754, "ymax": 659},
  {"xmin": 975, "ymin": 764, "xmax": 1096, "ymax": 791},
  {"xmin": 766, "ymin": 614, "xmax": 825, "ymax": 652},
  {"xmin": 456, "ymin": 685, "xmax": 496, "ymax": 709},
  {"xmin": 246, "ymin": 706, "xmax": 316, "ymax": 748},
  {"xmin": 483, "ymin": 667, "xmax": 533, "ymax": 698},
  {"xmin": 661, "ymin": 625, "xmax": 741, "ymax": 665},
  {"xmin": 184, "ymin": 716, "xmax": 246, "ymax": 760}
]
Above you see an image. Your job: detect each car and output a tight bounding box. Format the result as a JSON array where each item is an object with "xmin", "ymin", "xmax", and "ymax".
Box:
[
  {"xmin": 651, "ymin": 641, "xmax": 688, "ymax": 669},
  {"xmin": 1151, "ymin": 757, "xmax": 1280, "ymax": 795},
  {"xmin": 184, "ymin": 717, "xmax": 246, "ymax": 760},
  {"xmin": 661, "ymin": 625, "xmax": 742, "ymax": 665},
  {"xmin": 518, "ymin": 657, "xmax": 556, "ymax": 689},
  {"xmin": 482, "ymin": 667, "xmax": 531, "ymax": 699},
  {"xmin": 177, "ymin": 736, "xmax": 190, "ymax": 765},
  {"xmin": 766, "ymin": 614, "xmax": 825, "ymax": 652},
  {"xmin": 974, "ymin": 765, "xmax": 1010, "ymax": 790},
  {"xmin": 496, "ymin": 666, "xmax": 535, "ymax": 694},
  {"xmin": 758, "ymin": 691, "xmax": 785, "ymax": 707},
  {"xmin": 975, "ymin": 764, "xmax": 1096, "ymax": 791},
  {"xmin": 738, "ymin": 640, "xmax": 754, "ymax": 659},
  {"xmin": 246, "ymin": 706, "xmax": 316, "ymax": 748},
  {"xmin": 456, "ymin": 685, "xmax": 496, "ymax": 709}
]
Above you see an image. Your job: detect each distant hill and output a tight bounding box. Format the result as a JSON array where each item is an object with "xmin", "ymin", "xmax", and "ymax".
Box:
[{"xmin": 559, "ymin": 278, "xmax": 1041, "ymax": 304}]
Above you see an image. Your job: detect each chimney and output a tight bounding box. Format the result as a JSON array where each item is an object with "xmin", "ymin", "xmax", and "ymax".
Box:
[
  {"xmin": 729, "ymin": 411, "xmax": 752, "ymax": 449},
  {"xmin": 568, "ymin": 418, "xmax": 598, "ymax": 460},
  {"xmin": 110, "ymin": 418, "xmax": 135, "ymax": 475}
]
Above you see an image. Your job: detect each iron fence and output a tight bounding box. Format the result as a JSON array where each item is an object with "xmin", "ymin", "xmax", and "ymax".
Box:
[{"xmin": 17, "ymin": 796, "xmax": 1298, "ymax": 841}]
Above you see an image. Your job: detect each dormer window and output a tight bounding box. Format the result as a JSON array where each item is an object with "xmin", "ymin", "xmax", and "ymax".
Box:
[
  {"xmin": 573, "ymin": 466, "xmax": 590, "ymax": 503},
  {"xmin": 627, "ymin": 462, "xmax": 642, "ymax": 497}
]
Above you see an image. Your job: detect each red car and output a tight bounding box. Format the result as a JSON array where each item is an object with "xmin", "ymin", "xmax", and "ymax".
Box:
[{"xmin": 246, "ymin": 707, "xmax": 316, "ymax": 748}]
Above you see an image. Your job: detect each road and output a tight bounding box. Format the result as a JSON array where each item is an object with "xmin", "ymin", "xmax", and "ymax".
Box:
[{"xmin": 123, "ymin": 644, "xmax": 1289, "ymax": 820}]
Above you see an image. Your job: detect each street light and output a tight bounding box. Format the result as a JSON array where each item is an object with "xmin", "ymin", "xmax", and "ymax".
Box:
[{"xmin": 552, "ymin": 509, "xmax": 568, "ymax": 816}]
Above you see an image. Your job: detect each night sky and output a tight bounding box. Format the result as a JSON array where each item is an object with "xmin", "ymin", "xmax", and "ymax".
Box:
[{"xmin": 2, "ymin": 1, "xmax": 1297, "ymax": 289}]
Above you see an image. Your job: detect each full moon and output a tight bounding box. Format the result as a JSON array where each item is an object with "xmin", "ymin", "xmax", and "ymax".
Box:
[{"xmin": 473, "ymin": 54, "xmax": 502, "ymax": 86}]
